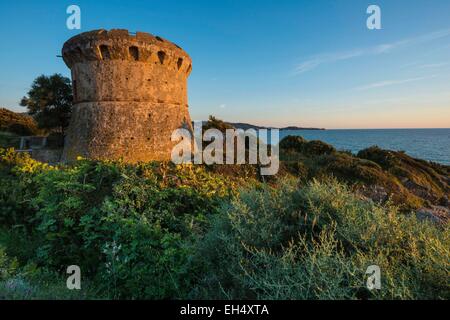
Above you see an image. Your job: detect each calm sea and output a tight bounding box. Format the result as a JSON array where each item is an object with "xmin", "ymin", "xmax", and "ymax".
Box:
[{"xmin": 279, "ymin": 128, "xmax": 450, "ymax": 165}]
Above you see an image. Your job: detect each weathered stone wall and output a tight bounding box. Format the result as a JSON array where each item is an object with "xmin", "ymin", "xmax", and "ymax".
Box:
[
  {"xmin": 32, "ymin": 149, "xmax": 63, "ymax": 164},
  {"xmin": 61, "ymin": 29, "xmax": 193, "ymax": 163}
]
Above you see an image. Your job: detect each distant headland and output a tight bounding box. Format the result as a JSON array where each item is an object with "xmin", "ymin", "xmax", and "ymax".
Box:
[{"xmin": 214, "ymin": 121, "xmax": 325, "ymax": 131}]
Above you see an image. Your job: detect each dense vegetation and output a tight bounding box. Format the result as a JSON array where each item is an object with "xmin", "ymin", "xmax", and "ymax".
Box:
[
  {"xmin": 0, "ymin": 145, "xmax": 448, "ymax": 300},
  {"xmin": 0, "ymin": 108, "xmax": 39, "ymax": 137},
  {"xmin": 279, "ymin": 135, "xmax": 449, "ymax": 212},
  {"xmin": 3, "ymin": 76, "xmax": 447, "ymax": 299}
]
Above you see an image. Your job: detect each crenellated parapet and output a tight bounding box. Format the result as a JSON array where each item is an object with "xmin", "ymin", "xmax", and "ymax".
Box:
[{"xmin": 62, "ymin": 29, "xmax": 192, "ymax": 76}]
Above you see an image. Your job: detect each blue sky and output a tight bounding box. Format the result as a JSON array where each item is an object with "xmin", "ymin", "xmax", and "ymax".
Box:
[{"xmin": 0, "ymin": 0, "xmax": 449, "ymax": 128}]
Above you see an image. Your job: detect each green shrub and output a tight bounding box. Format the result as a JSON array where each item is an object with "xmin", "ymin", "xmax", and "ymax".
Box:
[
  {"xmin": 92, "ymin": 163, "xmax": 233, "ymax": 298},
  {"xmin": 280, "ymin": 135, "xmax": 335, "ymax": 157},
  {"xmin": 195, "ymin": 179, "xmax": 450, "ymax": 299},
  {"xmin": 1, "ymin": 147, "xmax": 448, "ymax": 300},
  {"xmin": 279, "ymin": 135, "xmax": 307, "ymax": 151},
  {"xmin": 304, "ymin": 140, "xmax": 336, "ymax": 156},
  {"xmin": 0, "ymin": 245, "xmax": 19, "ymax": 281},
  {"xmin": 0, "ymin": 149, "xmax": 51, "ymax": 231},
  {"xmin": 29, "ymin": 159, "xmax": 121, "ymax": 272},
  {"xmin": 0, "ymin": 150, "xmax": 235, "ymax": 299}
]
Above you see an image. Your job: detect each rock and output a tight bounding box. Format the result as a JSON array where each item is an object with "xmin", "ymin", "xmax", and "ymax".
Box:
[
  {"xmin": 416, "ymin": 206, "xmax": 450, "ymax": 225},
  {"xmin": 358, "ymin": 184, "xmax": 389, "ymax": 204}
]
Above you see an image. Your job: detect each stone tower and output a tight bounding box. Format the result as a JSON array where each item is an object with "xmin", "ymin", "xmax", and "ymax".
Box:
[{"xmin": 61, "ymin": 29, "xmax": 193, "ymax": 162}]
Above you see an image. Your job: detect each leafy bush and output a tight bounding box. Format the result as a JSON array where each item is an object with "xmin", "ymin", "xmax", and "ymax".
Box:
[
  {"xmin": 195, "ymin": 179, "xmax": 449, "ymax": 299},
  {"xmin": 0, "ymin": 150, "xmax": 235, "ymax": 299},
  {"xmin": 280, "ymin": 135, "xmax": 335, "ymax": 156},
  {"xmin": 0, "ymin": 149, "xmax": 51, "ymax": 231},
  {"xmin": 279, "ymin": 135, "xmax": 307, "ymax": 151},
  {"xmin": 304, "ymin": 140, "xmax": 336, "ymax": 156},
  {"xmin": 0, "ymin": 147, "xmax": 448, "ymax": 300},
  {"xmin": 92, "ymin": 163, "xmax": 233, "ymax": 298},
  {"xmin": 0, "ymin": 245, "xmax": 19, "ymax": 281}
]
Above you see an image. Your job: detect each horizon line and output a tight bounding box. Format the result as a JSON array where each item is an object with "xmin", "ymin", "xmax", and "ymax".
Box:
[{"xmin": 2, "ymin": 107, "xmax": 449, "ymax": 131}]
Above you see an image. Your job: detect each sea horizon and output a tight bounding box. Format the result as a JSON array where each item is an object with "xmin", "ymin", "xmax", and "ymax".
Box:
[{"xmin": 277, "ymin": 128, "xmax": 450, "ymax": 165}]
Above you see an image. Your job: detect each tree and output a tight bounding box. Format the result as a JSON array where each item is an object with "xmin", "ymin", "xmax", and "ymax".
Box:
[
  {"xmin": 203, "ymin": 115, "xmax": 234, "ymax": 134},
  {"xmin": 20, "ymin": 74, "xmax": 73, "ymax": 135}
]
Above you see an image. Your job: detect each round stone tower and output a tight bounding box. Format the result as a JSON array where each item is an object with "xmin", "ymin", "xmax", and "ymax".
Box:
[{"xmin": 61, "ymin": 29, "xmax": 193, "ymax": 162}]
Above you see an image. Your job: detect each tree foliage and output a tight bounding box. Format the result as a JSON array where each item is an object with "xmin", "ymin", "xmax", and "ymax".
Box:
[{"xmin": 20, "ymin": 74, "xmax": 73, "ymax": 135}]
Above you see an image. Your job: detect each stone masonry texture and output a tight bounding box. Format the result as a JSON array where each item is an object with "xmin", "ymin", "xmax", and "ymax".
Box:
[{"xmin": 61, "ymin": 29, "xmax": 193, "ymax": 162}]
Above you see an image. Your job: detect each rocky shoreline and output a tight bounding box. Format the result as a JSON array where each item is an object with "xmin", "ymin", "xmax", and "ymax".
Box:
[{"xmin": 278, "ymin": 136, "xmax": 449, "ymax": 225}]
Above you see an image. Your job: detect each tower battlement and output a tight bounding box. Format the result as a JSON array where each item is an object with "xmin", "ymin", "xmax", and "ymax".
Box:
[
  {"xmin": 61, "ymin": 29, "xmax": 193, "ymax": 163},
  {"xmin": 62, "ymin": 29, "xmax": 192, "ymax": 75}
]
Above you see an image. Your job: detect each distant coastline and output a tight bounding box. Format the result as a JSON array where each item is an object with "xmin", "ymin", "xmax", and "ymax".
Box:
[
  {"xmin": 279, "ymin": 128, "xmax": 450, "ymax": 166},
  {"xmin": 226, "ymin": 122, "xmax": 325, "ymax": 131}
]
